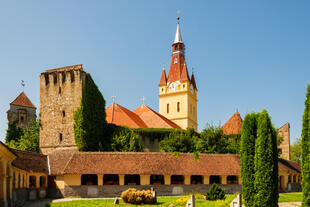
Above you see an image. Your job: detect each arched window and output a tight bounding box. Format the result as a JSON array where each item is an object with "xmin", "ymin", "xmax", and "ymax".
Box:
[
  {"xmin": 81, "ymin": 174, "xmax": 98, "ymax": 185},
  {"xmin": 209, "ymin": 176, "xmax": 221, "ymax": 184},
  {"xmin": 227, "ymin": 176, "xmax": 238, "ymax": 184},
  {"xmin": 59, "ymin": 133, "xmax": 63, "ymax": 143},
  {"xmin": 167, "ymin": 104, "xmax": 169, "ymax": 114},
  {"xmin": 103, "ymin": 174, "xmax": 119, "ymax": 185},
  {"xmin": 171, "ymin": 175, "xmax": 184, "ymax": 185},
  {"xmin": 125, "ymin": 175, "xmax": 140, "ymax": 185},
  {"xmin": 177, "ymin": 102, "xmax": 180, "ymax": 112},
  {"xmin": 150, "ymin": 175, "xmax": 164, "ymax": 185},
  {"xmin": 191, "ymin": 175, "xmax": 203, "ymax": 184}
]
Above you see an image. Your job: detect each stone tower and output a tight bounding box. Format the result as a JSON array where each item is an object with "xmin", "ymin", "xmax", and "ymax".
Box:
[
  {"xmin": 7, "ymin": 92, "xmax": 36, "ymax": 127},
  {"xmin": 39, "ymin": 64, "xmax": 86, "ymax": 155},
  {"xmin": 158, "ymin": 17, "xmax": 198, "ymax": 130},
  {"xmin": 278, "ymin": 123, "xmax": 290, "ymax": 160}
]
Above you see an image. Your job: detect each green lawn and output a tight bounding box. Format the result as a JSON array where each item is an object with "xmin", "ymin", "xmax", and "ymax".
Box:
[
  {"xmin": 46, "ymin": 194, "xmax": 236, "ymax": 207},
  {"xmin": 279, "ymin": 192, "xmax": 303, "ymax": 203},
  {"xmin": 45, "ymin": 193, "xmax": 302, "ymax": 207}
]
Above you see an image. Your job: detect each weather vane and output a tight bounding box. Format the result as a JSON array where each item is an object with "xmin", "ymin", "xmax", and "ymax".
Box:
[
  {"xmin": 141, "ymin": 96, "xmax": 146, "ymax": 105},
  {"xmin": 111, "ymin": 95, "xmax": 117, "ymax": 103},
  {"xmin": 21, "ymin": 80, "xmax": 25, "ymax": 91}
]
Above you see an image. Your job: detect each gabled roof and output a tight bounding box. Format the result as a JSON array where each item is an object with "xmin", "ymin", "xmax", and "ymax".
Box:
[
  {"xmin": 133, "ymin": 104, "xmax": 181, "ymax": 129},
  {"xmin": 11, "ymin": 149, "xmax": 48, "ymax": 173},
  {"xmin": 10, "ymin": 92, "xmax": 36, "ymax": 109},
  {"xmin": 222, "ymin": 111, "xmax": 243, "ymax": 135},
  {"xmin": 180, "ymin": 63, "xmax": 190, "ymax": 82},
  {"xmin": 106, "ymin": 103, "xmax": 148, "ymax": 128},
  {"xmin": 158, "ymin": 68, "xmax": 167, "ymax": 86}
]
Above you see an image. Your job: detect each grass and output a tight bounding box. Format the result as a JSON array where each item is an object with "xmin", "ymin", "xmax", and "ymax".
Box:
[
  {"xmin": 46, "ymin": 193, "xmax": 303, "ymax": 207},
  {"xmin": 46, "ymin": 194, "xmax": 236, "ymax": 207},
  {"xmin": 279, "ymin": 192, "xmax": 303, "ymax": 203}
]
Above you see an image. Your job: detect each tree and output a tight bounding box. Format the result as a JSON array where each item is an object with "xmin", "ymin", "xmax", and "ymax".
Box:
[
  {"xmin": 195, "ymin": 124, "xmax": 230, "ymax": 153},
  {"xmin": 254, "ymin": 110, "xmax": 278, "ymax": 207},
  {"xmin": 159, "ymin": 129, "xmax": 195, "ymax": 153},
  {"xmin": 301, "ymin": 84, "xmax": 310, "ymax": 207},
  {"xmin": 291, "ymin": 138, "xmax": 302, "ymax": 164},
  {"xmin": 110, "ymin": 126, "xmax": 142, "ymax": 152},
  {"xmin": 74, "ymin": 73, "xmax": 107, "ymax": 151},
  {"xmin": 240, "ymin": 112, "xmax": 258, "ymax": 207},
  {"xmin": 5, "ymin": 121, "xmax": 23, "ymax": 143},
  {"xmin": 7, "ymin": 118, "xmax": 40, "ymax": 152}
]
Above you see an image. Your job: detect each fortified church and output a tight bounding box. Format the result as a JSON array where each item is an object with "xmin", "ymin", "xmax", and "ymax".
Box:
[{"xmin": 0, "ymin": 18, "xmax": 301, "ymax": 207}]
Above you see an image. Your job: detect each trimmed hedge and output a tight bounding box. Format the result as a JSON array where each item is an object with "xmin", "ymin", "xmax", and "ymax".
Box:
[{"xmin": 121, "ymin": 188, "xmax": 156, "ymax": 204}]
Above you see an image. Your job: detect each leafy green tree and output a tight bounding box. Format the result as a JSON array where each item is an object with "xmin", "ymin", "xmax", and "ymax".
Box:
[
  {"xmin": 301, "ymin": 84, "xmax": 310, "ymax": 207},
  {"xmin": 240, "ymin": 112, "xmax": 258, "ymax": 207},
  {"xmin": 254, "ymin": 110, "xmax": 278, "ymax": 207},
  {"xmin": 5, "ymin": 121, "xmax": 23, "ymax": 143},
  {"xmin": 110, "ymin": 126, "xmax": 142, "ymax": 152},
  {"xmin": 194, "ymin": 124, "xmax": 229, "ymax": 153},
  {"xmin": 159, "ymin": 129, "xmax": 195, "ymax": 152},
  {"xmin": 7, "ymin": 118, "xmax": 40, "ymax": 152},
  {"xmin": 74, "ymin": 73, "xmax": 107, "ymax": 151},
  {"xmin": 291, "ymin": 138, "xmax": 302, "ymax": 164}
]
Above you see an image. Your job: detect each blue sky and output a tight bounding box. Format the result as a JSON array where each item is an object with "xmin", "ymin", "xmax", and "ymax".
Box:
[{"xmin": 0, "ymin": 1, "xmax": 309, "ymax": 143}]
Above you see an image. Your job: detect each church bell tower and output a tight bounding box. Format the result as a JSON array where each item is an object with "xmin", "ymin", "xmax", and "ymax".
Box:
[{"xmin": 158, "ymin": 17, "xmax": 198, "ymax": 130}]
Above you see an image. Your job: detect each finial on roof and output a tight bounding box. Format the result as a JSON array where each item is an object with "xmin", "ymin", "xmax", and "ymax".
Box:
[
  {"xmin": 141, "ymin": 96, "xmax": 146, "ymax": 105},
  {"xmin": 174, "ymin": 15, "xmax": 182, "ymax": 43},
  {"xmin": 21, "ymin": 80, "xmax": 25, "ymax": 92},
  {"xmin": 111, "ymin": 95, "xmax": 117, "ymax": 103}
]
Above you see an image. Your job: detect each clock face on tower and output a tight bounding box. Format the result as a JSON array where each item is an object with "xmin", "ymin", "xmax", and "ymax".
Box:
[{"xmin": 168, "ymin": 81, "xmax": 180, "ymax": 92}]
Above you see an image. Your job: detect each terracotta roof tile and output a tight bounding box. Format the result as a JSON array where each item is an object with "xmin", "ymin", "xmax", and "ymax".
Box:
[
  {"xmin": 167, "ymin": 54, "xmax": 185, "ymax": 83},
  {"xmin": 10, "ymin": 149, "xmax": 48, "ymax": 173},
  {"xmin": 48, "ymin": 151, "xmax": 301, "ymax": 176},
  {"xmin": 48, "ymin": 149, "xmax": 77, "ymax": 175},
  {"xmin": 279, "ymin": 159, "xmax": 301, "ymax": 173},
  {"xmin": 133, "ymin": 105, "xmax": 181, "ymax": 129},
  {"xmin": 106, "ymin": 103, "xmax": 148, "ymax": 128},
  {"xmin": 10, "ymin": 92, "xmax": 36, "ymax": 109},
  {"xmin": 222, "ymin": 112, "xmax": 243, "ymax": 135},
  {"xmin": 158, "ymin": 68, "xmax": 167, "ymax": 86},
  {"xmin": 180, "ymin": 64, "xmax": 190, "ymax": 82}
]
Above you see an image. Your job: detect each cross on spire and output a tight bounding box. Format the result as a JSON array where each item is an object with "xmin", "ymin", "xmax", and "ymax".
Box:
[
  {"xmin": 141, "ymin": 96, "xmax": 146, "ymax": 105},
  {"xmin": 111, "ymin": 95, "xmax": 117, "ymax": 103},
  {"xmin": 21, "ymin": 80, "xmax": 25, "ymax": 92}
]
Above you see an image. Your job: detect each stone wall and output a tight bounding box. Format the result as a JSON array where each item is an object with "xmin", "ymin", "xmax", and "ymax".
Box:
[
  {"xmin": 63, "ymin": 184, "xmax": 241, "ymax": 198},
  {"xmin": 278, "ymin": 123, "xmax": 290, "ymax": 160},
  {"xmin": 39, "ymin": 64, "xmax": 86, "ymax": 155},
  {"xmin": 7, "ymin": 104, "xmax": 36, "ymax": 128}
]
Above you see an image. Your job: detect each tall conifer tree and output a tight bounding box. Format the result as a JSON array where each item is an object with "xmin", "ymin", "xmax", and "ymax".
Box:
[
  {"xmin": 74, "ymin": 74, "xmax": 107, "ymax": 151},
  {"xmin": 301, "ymin": 84, "xmax": 310, "ymax": 207},
  {"xmin": 240, "ymin": 113, "xmax": 258, "ymax": 207},
  {"xmin": 254, "ymin": 110, "xmax": 278, "ymax": 207}
]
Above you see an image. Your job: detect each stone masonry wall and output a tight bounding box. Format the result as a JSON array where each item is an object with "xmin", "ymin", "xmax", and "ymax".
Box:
[
  {"xmin": 40, "ymin": 64, "xmax": 86, "ymax": 155},
  {"xmin": 278, "ymin": 123, "xmax": 290, "ymax": 160}
]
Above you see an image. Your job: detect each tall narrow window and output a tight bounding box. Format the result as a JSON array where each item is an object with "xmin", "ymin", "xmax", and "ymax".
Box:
[
  {"xmin": 177, "ymin": 102, "xmax": 180, "ymax": 112},
  {"xmin": 174, "ymin": 57, "xmax": 178, "ymax": 64},
  {"xmin": 167, "ymin": 104, "xmax": 169, "ymax": 113},
  {"xmin": 59, "ymin": 133, "xmax": 63, "ymax": 143},
  {"xmin": 53, "ymin": 74, "xmax": 57, "ymax": 85}
]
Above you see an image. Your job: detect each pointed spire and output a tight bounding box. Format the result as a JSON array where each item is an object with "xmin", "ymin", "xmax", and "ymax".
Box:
[
  {"xmin": 174, "ymin": 17, "xmax": 182, "ymax": 43},
  {"xmin": 180, "ymin": 63, "xmax": 190, "ymax": 82},
  {"xmin": 158, "ymin": 67, "xmax": 167, "ymax": 86},
  {"xmin": 191, "ymin": 73, "xmax": 197, "ymax": 91}
]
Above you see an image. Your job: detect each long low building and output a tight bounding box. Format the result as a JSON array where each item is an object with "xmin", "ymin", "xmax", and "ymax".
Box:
[{"xmin": 0, "ymin": 141, "xmax": 302, "ymax": 206}]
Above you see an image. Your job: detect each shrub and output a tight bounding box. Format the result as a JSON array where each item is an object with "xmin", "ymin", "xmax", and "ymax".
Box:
[
  {"xmin": 121, "ymin": 188, "xmax": 156, "ymax": 204},
  {"xmin": 205, "ymin": 184, "xmax": 226, "ymax": 200}
]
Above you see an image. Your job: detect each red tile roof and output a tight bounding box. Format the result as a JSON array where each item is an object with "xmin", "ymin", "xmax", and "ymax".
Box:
[
  {"xmin": 158, "ymin": 68, "xmax": 167, "ymax": 86},
  {"xmin": 180, "ymin": 64, "xmax": 190, "ymax": 82},
  {"xmin": 10, "ymin": 149, "xmax": 48, "ymax": 173},
  {"xmin": 222, "ymin": 112, "xmax": 243, "ymax": 135},
  {"xmin": 106, "ymin": 103, "xmax": 148, "ymax": 128},
  {"xmin": 133, "ymin": 105, "xmax": 181, "ymax": 129},
  {"xmin": 47, "ymin": 151, "xmax": 301, "ymax": 176},
  {"xmin": 167, "ymin": 54, "xmax": 185, "ymax": 83},
  {"xmin": 10, "ymin": 92, "xmax": 36, "ymax": 109}
]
